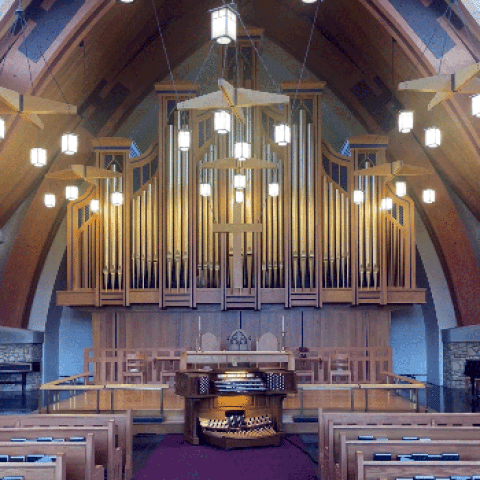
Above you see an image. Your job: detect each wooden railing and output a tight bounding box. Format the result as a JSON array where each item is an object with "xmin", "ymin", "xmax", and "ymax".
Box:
[{"xmin": 85, "ymin": 346, "xmax": 391, "ymax": 385}]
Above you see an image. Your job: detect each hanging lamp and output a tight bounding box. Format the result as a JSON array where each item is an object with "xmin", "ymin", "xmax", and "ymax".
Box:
[
  {"xmin": 425, "ymin": 127, "xmax": 441, "ymax": 148},
  {"xmin": 30, "ymin": 148, "xmax": 47, "ymax": 167},
  {"xmin": 199, "ymin": 183, "xmax": 212, "ymax": 197},
  {"xmin": 0, "ymin": 118, "xmax": 5, "ymax": 139},
  {"xmin": 398, "ymin": 111, "xmax": 414, "ymax": 133},
  {"xmin": 233, "ymin": 173, "xmax": 246, "ymax": 189},
  {"xmin": 395, "ymin": 181, "xmax": 407, "ymax": 197},
  {"xmin": 214, "ymin": 110, "xmax": 231, "ymax": 134},
  {"xmin": 353, "ymin": 190, "xmax": 364, "ymax": 205},
  {"xmin": 44, "ymin": 193, "xmax": 56, "ymax": 208},
  {"xmin": 472, "ymin": 94, "xmax": 480, "ymax": 118},
  {"xmin": 381, "ymin": 197, "xmax": 393, "ymax": 211},
  {"xmin": 90, "ymin": 199, "xmax": 100, "ymax": 212},
  {"xmin": 61, "ymin": 133, "xmax": 78, "ymax": 155},
  {"xmin": 178, "ymin": 129, "xmax": 191, "ymax": 152},
  {"xmin": 111, "ymin": 191, "xmax": 123, "ymax": 206},
  {"xmin": 234, "ymin": 142, "xmax": 251, "ymax": 161},
  {"xmin": 235, "ymin": 190, "xmax": 244, "ymax": 203},
  {"xmin": 274, "ymin": 124, "xmax": 291, "ymax": 146},
  {"xmin": 65, "ymin": 185, "xmax": 79, "ymax": 201},
  {"xmin": 210, "ymin": 4, "xmax": 237, "ymax": 45},
  {"xmin": 423, "ymin": 189, "xmax": 435, "ymax": 204},
  {"xmin": 268, "ymin": 183, "xmax": 279, "ymax": 197}
]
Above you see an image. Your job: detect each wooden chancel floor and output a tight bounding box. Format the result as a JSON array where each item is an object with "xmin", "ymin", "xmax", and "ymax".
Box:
[{"xmin": 47, "ymin": 387, "xmax": 418, "ymax": 414}]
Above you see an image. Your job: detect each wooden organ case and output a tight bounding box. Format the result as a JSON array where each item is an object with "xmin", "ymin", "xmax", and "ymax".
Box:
[
  {"xmin": 175, "ymin": 368, "xmax": 296, "ymax": 448},
  {"xmin": 56, "ymin": 28, "xmax": 425, "ymax": 310}
]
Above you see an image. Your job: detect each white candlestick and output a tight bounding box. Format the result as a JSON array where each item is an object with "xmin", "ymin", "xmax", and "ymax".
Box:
[
  {"xmin": 282, "ymin": 315, "xmax": 285, "ymax": 332},
  {"xmin": 198, "ymin": 315, "xmax": 201, "ymax": 333}
]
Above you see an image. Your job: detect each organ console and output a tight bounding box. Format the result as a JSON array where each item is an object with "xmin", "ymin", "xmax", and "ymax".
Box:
[{"xmin": 175, "ymin": 368, "xmax": 296, "ymax": 449}]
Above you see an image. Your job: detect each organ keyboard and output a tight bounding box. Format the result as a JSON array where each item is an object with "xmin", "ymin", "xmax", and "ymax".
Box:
[{"xmin": 176, "ymin": 368, "xmax": 296, "ymax": 448}]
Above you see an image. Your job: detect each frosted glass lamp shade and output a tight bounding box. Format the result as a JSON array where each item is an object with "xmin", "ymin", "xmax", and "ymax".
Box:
[
  {"xmin": 199, "ymin": 183, "xmax": 212, "ymax": 197},
  {"xmin": 274, "ymin": 124, "xmax": 291, "ymax": 146},
  {"xmin": 61, "ymin": 133, "xmax": 78, "ymax": 155},
  {"xmin": 111, "ymin": 191, "xmax": 123, "ymax": 206},
  {"xmin": 65, "ymin": 185, "xmax": 79, "ymax": 201},
  {"xmin": 44, "ymin": 193, "xmax": 56, "ymax": 208},
  {"xmin": 233, "ymin": 174, "xmax": 246, "ymax": 189},
  {"xmin": 178, "ymin": 129, "xmax": 191, "ymax": 151},
  {"xmin": 235, "ymin": 190, "xmax": 244, "ymax": 203},
  {"xmin": 302, "ymin": 0, "xmax": 317, "ymax": 3},
  {"xmin": 211, "ymin": 5, "xmax": 236, "ymax": 45},
  {"xmin": 30, "ymin": 148, "xmax": 47, "ymax": 167},
  {"xmin": 214, "ymin": 110, "xmax": 231, "ymax": 134},
  {"xmin": 0, "ymin": 117, "xmax": 5, "ymax": 139},
  {"xmin": 381, "ymin": 197, "xmax": 393, "ymax": 211},
  {"xmin": 90, "ymin": 199, "xmax": 100, "ymax": 212},
  {"xmin": 423, "ymin": 188, "xmax": 435, "ymax": 204},
  {"xmin": 268, "ymin": 183, "xmax": 279, "ymax": 197},
  {"xmin": 425, "ymin": 127, "xmax": 441, "ymax": 148},
  {"xmin": 472, "ymin": 95, "xmax": 480, "ymax": 117},
  {"xmin": 234, "ymin": 142, "xmax": 251, "ymax": 161},
  {"xmin": 353, "ymin": 190, "xmax": 364, "ymax": 204},
  {"xmin": 395, "ymin": 181, "xmax": 407, "ymax": 197},
  {"xmin": 398, "ymin": 111, "xmax": 414, "ymax": 133}
]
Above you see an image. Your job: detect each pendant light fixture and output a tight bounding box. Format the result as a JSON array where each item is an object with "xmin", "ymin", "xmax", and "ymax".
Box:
[
  {"xmin": 90, "ymin": 199, "xmax": 100, "ymax": 213},
  {"xmin": 398, "ymin": 111, "xmax": 414, "ymax": 133},
  {"xmin": 214, "ymin": 110, "xmax": 231, "ymax": 134},
  {"xmin": 199, "ymin": 183, "xmax": 212, "ymax": 197},
  {"xmin": 234, "ymin": 142, "xmax": 251, "ymax": 161},
  {"xmin": 472, "ymin": 94, "xmax": 480, "ymax": 118},
  {"xmin": 395, "ymin": 181, "xmax": 407, "ymax": 197},
  {"xmin": 0, "ymin": 117, "xmax": 5, "ymax": 139},
  {"xmin": 111, "ymin": 191, "xmax": 123, "ymax": 206},
  {"xmin": 381, "ymin": 197, "xmax": 393, "ymax": 211},
  {"xmin": 353, "ymin": 190, "xmax": 364, "ymax": 205},
  {"xmin": 44, "ymin": 193, "xmax": 56, "ymax": 208},
  {"xmin": 30, "ymin": 147, "xmax": 47, "ymax": 167},
  {"xmin": 61, "ymin": 133, "xmax": 78, "ymax": 155},
  {"xmin": 235, "ymin": 190, "xmax": 244, "ymax": 203},
  {"xmin": 301, "ymin": 0, "xmax": 317, "ymax": 3},
  {"xmin": 178, "ymin": 129, "xmax": 191, "ymax": 152},
  {"xmin": 210, "ymin": 4, "xmax": 237, "ymax": 45},
  {"xmin": 65, "ymin": 185, "xmax": 79, "ymax": 201},
  {"xmin": 274, "ymin": 124, "xmax": 291, "ymax": 146},
  {"xmin": 425, "ymin": 127, "xmax": 441, "ymax": 148},
  {"xmin": 233, "ymin": 173, "xmax": 246, "ymax": 189},
  {"xmin": 423, "ymin": 188, "xmax": 435, "ymax": 204},
  {"xmin": 268, "ymin": 183, "xmax": 279, "ymax": 197}
]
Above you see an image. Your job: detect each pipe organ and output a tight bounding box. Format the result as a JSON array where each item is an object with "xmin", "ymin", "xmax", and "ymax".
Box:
[{"xmin": 58, "ymin": 31, "xmax": 425, "ymax": 310}]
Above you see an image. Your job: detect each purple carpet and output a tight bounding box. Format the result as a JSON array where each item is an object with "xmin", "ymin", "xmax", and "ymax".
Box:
[{"xmin": 133, "ymin": 434, "xmax": 318, "ymax": 480}]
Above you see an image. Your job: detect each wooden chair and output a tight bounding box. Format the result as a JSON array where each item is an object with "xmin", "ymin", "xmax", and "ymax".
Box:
[
  {"xmin": 123, "ymin": 353, "xmax": 146, "ymax": 384},
  {"xmin": 295, "ymin": 357, "xmax": 315, "ymax": 384},
  {"xmin": 329, "ymin": 353, "xmax": 351, "ymax": 384}
]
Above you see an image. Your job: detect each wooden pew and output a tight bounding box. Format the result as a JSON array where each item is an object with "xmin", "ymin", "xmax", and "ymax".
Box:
[
  {"xmin": 355, "ymin": 451, "xmax": 480, "ymax": 480},
  {"xmin": 318, "ymin": 409, "xmax": 480, "ymax": 479},
  {"xmin": 329, "ymin": 424, "xmax": 480, "ymax": 480},
  {"xmin": 318, "ymin": 409, "xmax": 480, "ymax": 477},
  {"xmin": 0, "ymin": 452, "xmax": 66, "ymax": 480},
  {"xmin": 0, "ymin": 433, "xmax": 104, "ymax": 480},
  {"xmin": 16, "ymin": 412, "xmax": 133, "ymax": 479},
  {"xmin": 0, "ymin": 424, "xmax": 122, "ymax": 480},
  {"xmin": 341, "ymin": 437, "xmax": 480, "ymax": 480}
]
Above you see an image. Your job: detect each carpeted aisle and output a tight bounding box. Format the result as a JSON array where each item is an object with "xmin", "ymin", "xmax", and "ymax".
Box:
[{"xmin": 133, "ymin": 434, "xmax": 318, "ymax": 480}]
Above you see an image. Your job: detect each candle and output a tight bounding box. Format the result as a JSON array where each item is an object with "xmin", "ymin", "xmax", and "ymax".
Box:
[
  {"xmin": 198, "ymin": 315, "xmax": 201, "ymax": 333},
  {"xmin": 282, "ymin": 315, "xmax": 285, "ymax": 332}
]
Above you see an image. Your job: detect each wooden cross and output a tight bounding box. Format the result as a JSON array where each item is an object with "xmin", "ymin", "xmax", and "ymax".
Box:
[{"xmin": 212, "ymin": 204, "xmax": 262, "ymax": 289}]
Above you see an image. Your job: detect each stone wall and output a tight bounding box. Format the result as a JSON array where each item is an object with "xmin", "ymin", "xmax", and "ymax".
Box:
[
  {"xmin": 443, "ymin": 341, "xmax": 480, "ymax": 388},
  {"xmin": 0, "ymin": 343, "xmax": 42, "ymax": 391}
]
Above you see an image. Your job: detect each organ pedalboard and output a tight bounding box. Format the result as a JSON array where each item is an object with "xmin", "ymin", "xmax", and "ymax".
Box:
[{"xmin": 175, "ymin": 368, "xmax": 296, "ymax": 449}]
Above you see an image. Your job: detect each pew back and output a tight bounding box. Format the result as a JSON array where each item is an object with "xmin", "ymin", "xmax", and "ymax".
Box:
[
  {"xmin": 0, "ymin": 434, "xmax": 104, "ymax": 480},
  {"xmin": 17, "ymin": 412, "xmax": 132, "ymax": 478},
  {"xmin": 329, "ymin": 424, "xmax": 480, "ymax": 479},
  {"xmin": 0, "ymin": 424, "xmax": 121, "ymax": 480},
  {"xmin": 318, "ymin": 409, "xmax": 480, "ymax": 477},
  {"xmin": 355, "ymin": 451, "xmax": 480, "ymax": 480},
  {"xmin": 0, "ymin": 452, "xmax": 66, "ymax": 480},
  {"xmin": 342, "ymin": 437, "xmax": 480, "ymax": 480}
]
